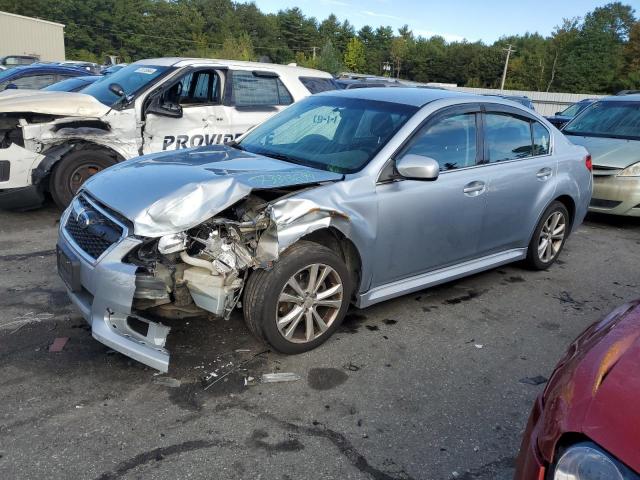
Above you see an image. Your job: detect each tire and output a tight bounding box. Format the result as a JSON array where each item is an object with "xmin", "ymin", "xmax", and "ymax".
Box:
[
  {"xmin": 50, "ymin": 149, "xmax": 117, "ymax": 208},
  {"xmin": 243, "ymin": 240, "xmax": 353, "ymax": 354},
  {"xmin": 525, "ymin": 201, "xmax": 570, "ymax": 270}
]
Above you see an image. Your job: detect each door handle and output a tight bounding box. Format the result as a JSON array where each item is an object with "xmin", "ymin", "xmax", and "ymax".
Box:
[
  {"xmin": 536, "ymin": 168, "xmax": 553, "ymax": 180},
  {"xmin": 463, "ymin": 181, "xmax": 486, "ymax": 197}
]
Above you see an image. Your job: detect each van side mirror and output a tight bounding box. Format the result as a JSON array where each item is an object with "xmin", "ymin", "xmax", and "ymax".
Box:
[{"xmin": 396, "ymin": 154, "xmax": 440, "ymax": 180}]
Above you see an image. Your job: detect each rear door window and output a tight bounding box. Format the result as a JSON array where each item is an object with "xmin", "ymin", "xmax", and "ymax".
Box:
[
  {"xmin": 230, "ymin": 71, "xmax": 293, "ymax": 107},
  {"xmin": 484, "ymin": 113, "xmax": 533, "ymax": 162},
  {"xmin": 10, "ymin": 74, "xmax": 57, "ymax": 89}
]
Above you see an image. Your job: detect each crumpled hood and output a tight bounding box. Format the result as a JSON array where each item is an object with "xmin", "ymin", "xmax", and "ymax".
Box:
[
  {"xmin": 0, "ymin": 90, "xmax": 110, "ymax": 117},
  {"xmin": 567, "ymin": 135, "xmax": 640, "ymax": 169},
  {"xmin": 82, "ymin": 145, "xmax": 344, "ymax": 237}
]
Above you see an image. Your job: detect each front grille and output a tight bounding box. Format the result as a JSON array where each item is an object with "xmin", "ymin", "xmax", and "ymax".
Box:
[
  {"xmin": 592, "ymin": 165, "xmax": 622, "ymax": 176},
  {"xmin": 64, "ymin": 195, "xmax": 124, "ymax": 259},
  {"xmin": 590, "ymin": 198, "xmax": 622, "ymax": 209}
]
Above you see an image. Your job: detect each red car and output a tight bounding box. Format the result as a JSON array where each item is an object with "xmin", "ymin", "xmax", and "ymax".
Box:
[{"xmin": 516, "ymin": 299, "xmax": 640, "ymax": 480}]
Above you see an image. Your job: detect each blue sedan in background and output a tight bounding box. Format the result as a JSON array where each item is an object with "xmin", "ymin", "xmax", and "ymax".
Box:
[{"xmin": 0, "ymin": 64, "xmax": 90, "ymax": 91}]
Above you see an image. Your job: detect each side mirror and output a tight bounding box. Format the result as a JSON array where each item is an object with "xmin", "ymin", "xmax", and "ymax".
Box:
[
  {"xmin": 108, "ymin": 82, "xmax": 125, "ymax": 97},
  {"xmin": 145, "ymin": 97, "xmax": 183, "ymax": 118},
  {"xmin": 396, "ymin": 154, "xmax": 440, "ymax": 180},
  {"xmin": 555, "ymin": 111, "xmax": 562, "ymax": 116},
  {"xmin": 5, "ymin": 83, "xmax": 17, "ymax": 90}
]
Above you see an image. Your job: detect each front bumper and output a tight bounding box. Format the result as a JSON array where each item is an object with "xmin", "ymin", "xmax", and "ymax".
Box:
[
  {"xmin": 515, "ymin": 396, "xmax": 547, "ymax": 480},
  {"xmin": 0, "ymin": 144, "xmax": 46, "ymax": 209},
  {"xmin": 589, "ymin": 175, "xmax": 640, "ymax": 217},
  {"xmin": 57, "ymin": 204, "xmax": 171, "ymax": 372}
]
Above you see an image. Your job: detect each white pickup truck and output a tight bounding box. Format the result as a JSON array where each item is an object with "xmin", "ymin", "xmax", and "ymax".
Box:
[{"xmin": 0, "ymin": 58, "xmax": 336, "ymax": 208}]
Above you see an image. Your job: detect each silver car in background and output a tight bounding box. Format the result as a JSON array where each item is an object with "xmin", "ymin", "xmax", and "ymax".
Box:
[
  {"xmin": 56, "ymin": 88, "xmax": 592, "ymax": 371},
  {"xmin": 563, "ymin": 94, "xmax": 640, "ymax": 216}
]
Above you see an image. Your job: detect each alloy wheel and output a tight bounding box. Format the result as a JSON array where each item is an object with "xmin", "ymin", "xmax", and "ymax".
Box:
[
  {"xmin": 538, "ymin": 211, "xmax": 566, "ymax": 263},
  {"xmin": 276, "ymin": 263, "xmax": 344, "ymax": 343}
]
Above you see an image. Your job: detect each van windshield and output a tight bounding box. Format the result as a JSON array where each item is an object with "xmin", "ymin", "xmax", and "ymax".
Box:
[{"xmin": 82, "ymin": 64, "xmax": 174, "ymax": 107}]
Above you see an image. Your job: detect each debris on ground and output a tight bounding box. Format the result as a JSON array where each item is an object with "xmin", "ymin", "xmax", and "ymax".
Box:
[
  {"xmin": 474, "ymin": 344, "xmax": 484, "ymax": 349},
  {"xmin": 203, "ymin": 350, "xmax": 269, "ymax": 391},
  {"xmin": 519, "ymin": 375, "xmax": 548, "ymax": 386},
  {"xmin": 48, "ymin": 337, "xmax": 69, "ymax": 352},
  {"xmin": 261, "ymin": 372, "xmax": 301, "ymax": 383},
  {"xmin": 5, "ymin": 312, "xmax": 55, "ymax": 334},
  {"xmin": 153, "ymin": 377, "xmax": 182, "ymax": 388}
]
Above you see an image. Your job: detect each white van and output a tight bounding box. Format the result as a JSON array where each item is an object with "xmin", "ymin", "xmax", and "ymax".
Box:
[{"xmin": 0, "ymin": 58, "xmax": 337, "ymax": 208}]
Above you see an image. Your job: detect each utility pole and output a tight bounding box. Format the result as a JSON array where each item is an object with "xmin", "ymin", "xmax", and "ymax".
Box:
[
  {"xmin": 500, "ymin": 44, "xmax": 516, "ymax": 91},
  {"xmin": 312, "ymin": 46, "xmax": 317, "ymax": 60}
]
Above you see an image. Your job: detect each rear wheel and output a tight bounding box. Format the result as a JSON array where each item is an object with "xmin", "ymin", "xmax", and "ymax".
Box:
[
  {"xmin": 525, "ymin": 201, "xmax": 570, "ymax": 270},
  {"xmin": 243, "ymin": 241, "xmax": 352, "ymax": 354},
  {"xmin": 50, "ymin": 149, "xmax": 117, "ymax": 208}
]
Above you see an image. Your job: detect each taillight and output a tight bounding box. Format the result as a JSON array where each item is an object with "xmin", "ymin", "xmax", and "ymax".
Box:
[{"xmin": 585, "ymin": 154, "xmax": 592, "ymax": 171}]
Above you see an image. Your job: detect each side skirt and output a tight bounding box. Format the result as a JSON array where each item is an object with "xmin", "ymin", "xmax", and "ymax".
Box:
[{"xmin": 356, "ymin": 248, "xmax": 527, "ymax": 308}]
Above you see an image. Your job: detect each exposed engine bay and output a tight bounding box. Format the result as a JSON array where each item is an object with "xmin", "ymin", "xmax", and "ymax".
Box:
[{"xmin": 126, "ymin": 192, "xmax": 290, "ymax": 321}]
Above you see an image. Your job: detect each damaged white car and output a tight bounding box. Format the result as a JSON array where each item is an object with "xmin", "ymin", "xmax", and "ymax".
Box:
[
  {"xmin": 57, "ymin": 88, "xmax": 592, "ymax": 371},
  {"xmin": 0, "ymin": 58, "xmax": 336, "ymax": 209}
]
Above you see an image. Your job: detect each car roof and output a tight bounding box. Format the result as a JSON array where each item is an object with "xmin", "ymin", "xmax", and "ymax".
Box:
[
  {"xmin": 1, "ymin": 64, "xmax": 88, "ymax": 76},
  {"xmin": 599, "ymin": 93, "xmax": 640, "ymax": 102},
  {"xmin": 132, "ymin": 58, "xmax": 333, "ymax": 78},
  {"xmin": 316, "ymin": 86, "xmax": 478, "ymax": 107}
]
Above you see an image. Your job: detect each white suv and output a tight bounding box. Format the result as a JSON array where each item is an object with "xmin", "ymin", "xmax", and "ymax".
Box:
[{"xmin": 0, "ymin": 58, "xmax": 336, "ymax": 208}]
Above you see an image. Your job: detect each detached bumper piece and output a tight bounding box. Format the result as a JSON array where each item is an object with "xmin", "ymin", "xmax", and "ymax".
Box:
[
  {"xmin": 0, "ymin": 185, "xmax": 45, "ymax": 210},
  {"xmin": 58, "ymin": 193, "xmax": 172, "ymax": 372}
]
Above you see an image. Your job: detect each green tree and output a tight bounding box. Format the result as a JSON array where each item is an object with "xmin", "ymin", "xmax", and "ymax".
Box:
[
  {"xmin": 316, "ymin": 40, "xmax": 343, "ymax": 75},
  {"xmin": 343, "ymin": 37, "xmax": 366, "ymax": 72}
]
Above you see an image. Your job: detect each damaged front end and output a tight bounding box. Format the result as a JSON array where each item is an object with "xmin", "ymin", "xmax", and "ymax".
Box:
[{"xmin": 126, "ymin": 193, "xmax": 278, "ymax": 323}]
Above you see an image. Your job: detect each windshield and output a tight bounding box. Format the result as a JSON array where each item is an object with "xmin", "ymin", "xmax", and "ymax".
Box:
[
  {"xmin": 559, "ymin": 102, "xmax": 583, "ymax": 117},
  {"xmin": 564, "ymin": 101, "xmax": 640, "ymax": 140},
  {"xmin": 238, "ymin": 95, "xmax": 417, "ymax": 173},
  {"xmin": 81, "ymin": 64, "xmax": 174, "ymax": 107}
]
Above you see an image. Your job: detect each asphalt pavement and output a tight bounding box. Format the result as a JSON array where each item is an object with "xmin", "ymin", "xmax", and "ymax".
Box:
[{"xmin": 1, "ymin": 205, "xmax": 638, "ymax": 480}]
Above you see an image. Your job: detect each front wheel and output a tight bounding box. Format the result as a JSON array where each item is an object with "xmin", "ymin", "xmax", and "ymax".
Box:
[
  {"xmin": 525, "ymin": 201, "xmax": 570, "ymax": 270},
  {"xmin": 50, "ymin": 149, "xmax": 117, "ymax": 208},
  {"xmin": 243, "ymin": 241, "xmax": 353, "ymax": 354}
]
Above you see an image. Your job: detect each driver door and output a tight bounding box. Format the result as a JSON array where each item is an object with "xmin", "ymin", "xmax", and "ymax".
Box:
[
  {"xmin": 142, "ymin": 68, "xmax": 228, "ymax": 153},
  {"xmin": 372, "ymin": 105, "xmax": 489, "ymax": 287}
]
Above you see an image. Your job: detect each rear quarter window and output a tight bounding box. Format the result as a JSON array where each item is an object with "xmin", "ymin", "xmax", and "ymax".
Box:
[{"xmin": 231, "ymin": 71, "xmax": 293, "ymax": 107}]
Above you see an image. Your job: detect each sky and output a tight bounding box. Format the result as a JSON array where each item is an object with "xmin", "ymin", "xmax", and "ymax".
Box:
[{"xmin": 244, "ymin": 0, "xmax": 640, "ymax": 43}]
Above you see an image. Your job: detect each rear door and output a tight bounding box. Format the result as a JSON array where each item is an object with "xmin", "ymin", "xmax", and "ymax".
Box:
[{"xmin": 478, "ymin": 105, "xmax": 557, "ymax": 255}]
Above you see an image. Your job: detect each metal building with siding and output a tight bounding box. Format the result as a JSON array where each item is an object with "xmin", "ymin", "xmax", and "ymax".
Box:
[{"xmin": 0, "ymin": 11, "xmax": 65, "ymax": 61}]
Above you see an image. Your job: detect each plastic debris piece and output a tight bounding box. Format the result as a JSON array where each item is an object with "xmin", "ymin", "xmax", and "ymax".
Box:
[
  {"xmin": 519, "ymin": 375, "xmax": 548, "ymax": 386},
  {"xmin": 154, "ymin": 377, "xmax": 182, "ymax": 388},
  {"xmin": 261, "ymin": 372, "xmax": 301, "ymax": 383},
  {"xmin": 49, "ymin": 337, "xmax": 69, "ymax": 352},
  {"xmin": 474, "ymin": 344, "xmax": 484, "ymax": 349}
]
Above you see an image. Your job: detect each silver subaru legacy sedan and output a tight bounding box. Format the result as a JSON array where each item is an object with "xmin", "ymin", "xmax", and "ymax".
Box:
[{"xmin": 56, "ymin": 88, "xmax": 592, "ymax": 371}]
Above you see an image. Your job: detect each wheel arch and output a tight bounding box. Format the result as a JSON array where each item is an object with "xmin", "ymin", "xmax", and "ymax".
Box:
[
  {"xmin": 553, "ymin": 194, "xmax": 576, "ymax": 231},
  {"xmin": 295, "ymin": 227, "xmax": 363, "ymax": 301},
  {"xmin": 34, "ymin": 140, "xmax": 127, "ymax": 188}
]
